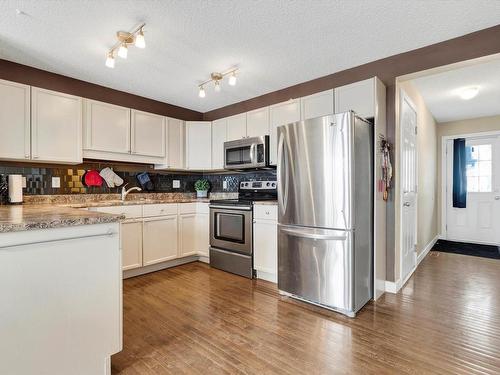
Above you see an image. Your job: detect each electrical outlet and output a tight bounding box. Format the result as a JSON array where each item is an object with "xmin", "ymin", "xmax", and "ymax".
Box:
[
  {"xmin": 223, "ymin": 180, "xmax": 228, "ymax": 190},
  {"xmin": 51, "ymin": 177, "xmax": 61, "ymax": 188},
  {"xmin": 173, "ymin": 180, "xmax": 180, "ymax": 189}
]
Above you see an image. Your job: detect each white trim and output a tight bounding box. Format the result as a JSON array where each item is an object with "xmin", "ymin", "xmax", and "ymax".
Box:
[
  {"xmin": 256, "ymin": 270, "xmax": 277, "ymax": 283},
  {"xmin": 440, "ymin": 130, "xmax": 500, "ymax": 240},
  {"xmin": 417, "ymin": 234, "xmax": 439, "ymax": 265},
  {"xmin": 385, "ymin": 234, "xmax": 439, "ymax": 294}
]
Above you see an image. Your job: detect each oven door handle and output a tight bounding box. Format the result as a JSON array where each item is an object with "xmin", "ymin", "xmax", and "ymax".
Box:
[{"xmin": 209, "ymin": 205, "xmax": 253, "ymax": 211}]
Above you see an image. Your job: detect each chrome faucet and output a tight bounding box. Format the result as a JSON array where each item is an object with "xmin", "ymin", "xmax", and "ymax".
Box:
[{"xmin": 121, "ymin": 184, "xmax": 142, "ymax": 201}]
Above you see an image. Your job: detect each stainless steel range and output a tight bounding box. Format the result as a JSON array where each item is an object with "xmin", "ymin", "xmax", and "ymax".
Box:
[{"xmin": 209, "ymin": 180, "xmax": 277, "ymax": 278}]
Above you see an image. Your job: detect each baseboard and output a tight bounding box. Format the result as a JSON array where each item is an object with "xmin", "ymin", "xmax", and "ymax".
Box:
[
  {"xmin": 417, "ymin": 234, "xmax": 439, "ymax": 265},
  {"xmin": 385, "ymin": 280, "xmax": 399, "ymax": 294},
  {"xmin": 256, "ymin": 270, "xmax": 277, "ymax": 283},
  {"xmin": 123, "ymin": 256, "xmax": 199, "ymax": 279}
]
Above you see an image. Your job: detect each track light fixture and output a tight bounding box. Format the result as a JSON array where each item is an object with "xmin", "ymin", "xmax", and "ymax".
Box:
[
  {"xmin": 105, "ymin": 23, "xmax": 146, "ymax": 68},
  {"xmin": 198, "ymin": 68, "xmax": 238, "ymax": 98}
]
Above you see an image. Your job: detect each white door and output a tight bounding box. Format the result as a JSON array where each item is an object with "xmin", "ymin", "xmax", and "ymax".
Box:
[
  {"xmin": 211, "ymin": 118, "xmax": 227, "ymax": 170},
  {"xmin": 121, "ymin": 220, "xmax": 143, "ymax": 271},
  {"xmin": 269, "ymin": 99, "xmax": 301, "ymax": 165},
  {"xmin": 300, "ymin": 89, "xmax": 334, "ymax": 121},
  {"xmin": 131, "ymin": 110, "xmax": 166, "ymax": 158},
  {"xmin": 84, "ymin": 99, "xmax": 131, "ymax": 154},
  {"xmin": 31, "ymin": 87, "xmax": 82, "ymax": 163},
  {"xmin": 185, "ymin": 121, "xmax": 212, "ymax": 170},
  {"xmin": 246, "ymin": 107, "xmax": 270, "ymax": 137},
  {"xmin": 143, "ymin": 215, "xmax": 178, "ymax": 265},
  {"xmin": 0, "ymin": 79, "xmax": 31, "ymax": 161},
  {"xmin": 167, "ymin": 117, "xmax": 184, "ymax": 169},
  {"xmin": 253, "ymin": 220, "xmax": 278, "ymax": 281},
  {"xmin": 446, "ymin": 136, "xmax": 500, "ymax": 244},
  {"xmin": 179, "ymin": 214, "xmax": 198, "ymax": 257},
  {"xmin": 400, "ymin": 91, "xmax": 418, "ymax": 281},
  {"xmin": 226, "ymin": 113, "xmax": 247, "ymax": 141},
  {"xmin": 196, "ymin": 214, "xmax": 210, "ymax": 257}
]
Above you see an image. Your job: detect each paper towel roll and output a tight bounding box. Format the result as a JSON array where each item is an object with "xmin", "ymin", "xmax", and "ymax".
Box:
[{"xmin": 8, "ymin": 175, "xmax": 23, "ymax": 204}]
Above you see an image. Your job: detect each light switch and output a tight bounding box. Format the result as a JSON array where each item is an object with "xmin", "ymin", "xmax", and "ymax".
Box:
[
  {"xmin": 223, "ymin": 180, "xmax": 228, "ymax": 190},
  {"xmin": 51, "ymin": 177, "xmax": 61, "ymax": 188},
  {"xmin": 173, "ymin": 180, "xmax": 180, "ymax": 189}
]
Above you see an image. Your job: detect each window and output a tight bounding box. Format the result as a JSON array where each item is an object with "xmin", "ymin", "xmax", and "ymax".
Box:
[{"xmin": 466, "ymin": 144, "xmax": 492, "ymax": 192}]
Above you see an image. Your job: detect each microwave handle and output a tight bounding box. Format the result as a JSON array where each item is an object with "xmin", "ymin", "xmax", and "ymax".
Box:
[{"xmin": 250, "ymin": 143, "xmax": 256, "ymax": 164}]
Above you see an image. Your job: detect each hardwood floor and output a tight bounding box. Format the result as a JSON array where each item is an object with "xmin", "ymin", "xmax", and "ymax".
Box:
[{"xmin": 112, "ymin": 252, "xmax": 500, "ymax": 374}]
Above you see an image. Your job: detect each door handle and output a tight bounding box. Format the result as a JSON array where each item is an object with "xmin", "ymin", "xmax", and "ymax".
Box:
[{"xmin": 403, "ymin": 202, "xmax": 411, "ymax": 207}]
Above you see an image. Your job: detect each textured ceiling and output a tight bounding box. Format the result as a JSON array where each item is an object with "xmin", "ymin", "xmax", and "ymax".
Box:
[
  {"xmin": 1, "ymin": 1, "xmax": 500, "ymax": 113},
  {"xmin": 412, "ymin": 58, "xmax": 500, "ymax": 123}
]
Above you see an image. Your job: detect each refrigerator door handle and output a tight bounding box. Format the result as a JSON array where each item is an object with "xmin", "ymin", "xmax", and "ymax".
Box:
[
  {"xmin": 277, "ymin": 131, "xmax": 289, "ymax": 214},
  {"xmin": 280, "ymin": 226, "xmax": 347, "ymax": 241}
]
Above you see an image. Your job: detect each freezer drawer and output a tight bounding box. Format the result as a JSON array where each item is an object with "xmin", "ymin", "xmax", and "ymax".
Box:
[{"xmin": 278, "ymin": 225, "xmax": 355, "ymax": 315}]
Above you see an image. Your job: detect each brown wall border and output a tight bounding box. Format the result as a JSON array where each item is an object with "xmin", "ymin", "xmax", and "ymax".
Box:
[
  {"xmin": 0, "ymin": 59, "xmax": 203, "ymax": 121},
  {"xmin": 203, "ymin": 24, "xmax": 500, "ymax": 121}
]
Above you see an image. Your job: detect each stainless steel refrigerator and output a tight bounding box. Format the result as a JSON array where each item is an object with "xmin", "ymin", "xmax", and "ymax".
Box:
[{"xmin": 277, "ymin": 111, "xmax": 373, "ymax": 317}]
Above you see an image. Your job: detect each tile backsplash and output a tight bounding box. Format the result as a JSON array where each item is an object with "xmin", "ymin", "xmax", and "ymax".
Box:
[{"xmin": 0, "ymin": 161, "xmax": 276, "ymax": 198}]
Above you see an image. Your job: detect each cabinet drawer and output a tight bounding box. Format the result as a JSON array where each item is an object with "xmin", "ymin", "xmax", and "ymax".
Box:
[
  {"xmin": 89, "ymin": 205, "xmax": 142, "ymax": 219},
  {"xmin": 142, "ymin": 203, "xmax": 178, "ymax": 217},
  {"xmin": 254, "ymin": 204, "xmax": 277, "ymax": 221},
  {"xmin": 179, "ymin": 202, "xmax": 209, "ymax": 214}
]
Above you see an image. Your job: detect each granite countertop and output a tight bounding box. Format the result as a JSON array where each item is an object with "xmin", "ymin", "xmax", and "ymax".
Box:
[
  {"xmin": 65, "ymin": 197, "xmax": 210, "ymax": 208},
  {"xmin": 0, "ymin": 205, "xmax": 124, "ymax": 233}
]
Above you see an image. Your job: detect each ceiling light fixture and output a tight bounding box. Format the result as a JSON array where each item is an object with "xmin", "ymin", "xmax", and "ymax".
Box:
[
  {"xmin": 198, "ymin": 68, "xmax": 238, "ymax": 98},
  {"xmin": 105, "ymin": 23, "xmax": 145, "ymax": 68},
  {"xmin": 459, "ymin": 86, "xmax": 479, "ymax": 100}
]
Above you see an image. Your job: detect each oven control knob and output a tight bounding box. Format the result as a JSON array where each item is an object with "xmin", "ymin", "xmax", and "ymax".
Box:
[
  {"xmin": 266, "ymin": 182, "xmax": 270, "ymax": 187},
  {"xmin": 271, "ymin": 182, "xmax": 276, "ymax": 188}
]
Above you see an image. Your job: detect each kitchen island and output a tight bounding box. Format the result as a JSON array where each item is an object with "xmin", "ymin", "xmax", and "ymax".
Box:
[{"xmin": 0, "ymin": 204, "xmax": 123, "ymax": 375}]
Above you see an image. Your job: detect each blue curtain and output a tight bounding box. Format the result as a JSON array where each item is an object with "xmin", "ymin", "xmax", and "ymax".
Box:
[{"xmin": 453, "ymin": 138, "xmax": 467, "ymax": 208}]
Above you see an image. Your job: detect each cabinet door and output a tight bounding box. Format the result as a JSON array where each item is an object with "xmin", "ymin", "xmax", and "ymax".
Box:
[
  {"xmin": 211, "ymin": 118, "xmax": 227, "ymax": 170},
  {"xmin": 121, "ymin": 220, "xmax": 143, "ymax": 271},
  {"xmin": 31, "ymin": 87, "xmax": 82, "ymax": 163},
  {"xmin": 246, "ymin": 107, "xmax": 270, "ymax": 137},
  {"xmin": 167, "ymin": 118, "xmax": 184, "ymax": 169},
  {"xmin": 185, "ymin": 121, "xmax": 212, "ymax": 170},
  {"xmin": 253, "ymin": 219, "xmax": 278, "ymax": 281},
  {"xmin": 196, "ymin": 214, "xmax": 209, "ymax": 257},
  {"xmin": 179, "ymin": 214, "xmax": 198, "ymax": 257},
  {"xmin": 334, "ymin": 78, "xmax": 375, "ymax": 119},
  {"xmin": 269, "ymin": 99, "xmax": 301, "ymax": 165},
  {"xmin": 300, "ymin": 89, "xmax": 334, "ymax": 121},
  {"xmin": 0, "ymin": 79, "xmax": 31, "ymax": 161},
  {"xmin": 84, "ymin": 99, "xmax": 130, "ymax": 154},
  {"xmin": 131, "ymin": 110, "xmax": 166, "ymax": 158},
  {"xmin": 226, "ymin": 113, "xmax": 247, "ymax": 141},
  {"xmin": 143, "ymin": 215, "xmax": 178, "ymax": 266}
]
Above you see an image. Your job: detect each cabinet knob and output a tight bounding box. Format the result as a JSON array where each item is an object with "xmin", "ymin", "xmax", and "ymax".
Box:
[{"xmin": 25, "ymin": 154, "xmax": 29, "ymax": 159}]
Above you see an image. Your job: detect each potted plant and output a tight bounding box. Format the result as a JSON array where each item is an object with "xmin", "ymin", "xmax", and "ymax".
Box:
[{"xmin": 194, "ymin": 179, "xmax": 210, "ymax": 198}]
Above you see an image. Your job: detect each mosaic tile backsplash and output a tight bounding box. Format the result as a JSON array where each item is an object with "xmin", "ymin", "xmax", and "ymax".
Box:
[{"xmin": 0, "ymin": 161, "xmax": 276, "ymax": 201}]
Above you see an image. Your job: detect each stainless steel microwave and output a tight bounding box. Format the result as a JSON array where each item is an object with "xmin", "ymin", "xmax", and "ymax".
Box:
[{"xmin": 224, "ymin": 135, "xmax": 269, "ymax": 169}]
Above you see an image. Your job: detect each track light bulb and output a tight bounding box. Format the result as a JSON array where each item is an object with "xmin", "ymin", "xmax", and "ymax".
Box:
[
  {"xmin": 135, "ymin": 29, "xmax": 145, "ymax": 49},
  {"xmin": 118, "ymin": 43, "xmax": 128, "ymax": 59},
  {"xmin": 214, "ymin": 80, "xmax": 221, "ymax": 92},
  {"xmin": 228, "ymin": 72, "xmax": 237, "ymax": 86},
  {"xmin": 105, "ymin": 53, "xmax": 115, "ymax": 68},
  {"xmin": 199, "ymin": 86, "xmax": 206, "ymax": 98}
]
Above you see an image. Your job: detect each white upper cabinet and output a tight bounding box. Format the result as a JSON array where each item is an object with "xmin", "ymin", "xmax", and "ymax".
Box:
[
  {"xmin": 300, "ymin": 89, "xmax": 334, "ymax": 121},
  {"xmin": 167, "ymin": 117, "xmax": 184, "ymax": 169},
  {"xmin": 269, "ymin": 99, "xmax": 301, "ymax": 165},
  {"xmin": 131, "ymin": 110, "xmax": 166, "ymax": 158},
  {"xmin": 185, "ymin": 121, "xmax": 212, "ymax": 170},
  {"xmin": 246, "ymin": 107, "xmax": 270, "ymax": 137},
  {"xmin": 334, "ymin": 78, "xmax": 375, "ymax": 119},
  {"xmin": 226, "ymin": 113, "xmax": 247, "ymax": 141},
  {"xmin": 84, "ymin": 99, "xmax": 130, "ymax": 154},
  {"xmin": 0, "ymin": 79, "xmax": 31, "ymax": 161},
  {"xmin": 211, "ymin": 118, "xmax": 227, "ymax": 170},
  {"xmin": 31, "ymin": 87, "xmax": 82, "ymax": 164}
]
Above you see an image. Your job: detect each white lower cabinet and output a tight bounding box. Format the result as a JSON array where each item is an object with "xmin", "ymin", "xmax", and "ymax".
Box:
[
  {"xmin": 121, "ymin": 219, "xmax": 143, "ymax": 271},
  {"xmin": 253, "ymin": 204, "xmax": 278, "ymax": 283},
  {"xmin": 143, "ymin": 215, "xmax": 178, "ymax": 265},
  {"xmin": 196, "ymin": 213, "xmax": 209, "ymax": 258}
]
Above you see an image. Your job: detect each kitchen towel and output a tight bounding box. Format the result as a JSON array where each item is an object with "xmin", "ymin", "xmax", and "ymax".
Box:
[{"xmin": 100, "ymin": 167, "xmax": 124, "ymax": 188}]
